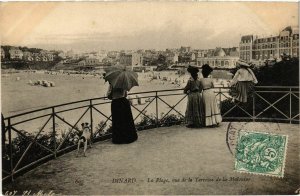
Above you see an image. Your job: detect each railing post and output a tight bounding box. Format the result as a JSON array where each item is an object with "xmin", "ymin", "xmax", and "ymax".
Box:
[
  {"xmin": 156, "ymin": 91, "xmax": 159, "ymax": 127},
  {"xmin": 219, "ymin": 87, "xmax": 222, "ymax": 109},
  {"xmin": 52, "ymin": 107, "xmax": 57, "ymax": 158},
  {"xmin": 252, "ymin": 91, "xmax": 256, "ymax": 122},
  {"xmin": 289, "ymin": 88, "xmax": 292, "ymax": 124},
  {"xmin": 8, "ymin": 118, "xmax": 14, "ymax": 182},
  {"xmin": 90, "ymin": 100, "xmax": 94, "ymax": 141}
]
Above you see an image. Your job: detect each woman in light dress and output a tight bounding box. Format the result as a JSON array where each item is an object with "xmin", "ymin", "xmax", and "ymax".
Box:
[
  {"xmin": 184, "ymin": 66, "xmax": 204, "ymax": 128},
  {"xmin": 200, "ymin": 64, "xmax": 222, "ymax": 127},
  {"xmin": 230, "ymin": 60, "xmax": 258, "ymax": 103}
]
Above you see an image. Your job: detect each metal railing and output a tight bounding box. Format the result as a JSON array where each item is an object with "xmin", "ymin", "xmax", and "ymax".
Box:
[{"xmin": 2, "ymin": 86, "xmax": 299, "ymax": 182}]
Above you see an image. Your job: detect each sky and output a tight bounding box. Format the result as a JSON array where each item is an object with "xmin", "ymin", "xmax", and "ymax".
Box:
[{"xmin": 0, "ymin": 2, "xmax": 298, "ymax": 52}]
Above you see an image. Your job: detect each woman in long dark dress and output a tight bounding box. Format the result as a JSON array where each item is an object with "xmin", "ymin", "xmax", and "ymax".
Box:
[
  {"xmin": 184, "ymin": 66, "xmax": 204, "ymax": 128},
  {"xmin": 107, "ymin": 85, "xmax": 138, "ymax": 144}
]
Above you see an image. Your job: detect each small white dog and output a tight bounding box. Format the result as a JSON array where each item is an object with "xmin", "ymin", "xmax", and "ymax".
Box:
[{"xmin": 76, "ymin": 122, "xmax": 92, "ymax": 157}]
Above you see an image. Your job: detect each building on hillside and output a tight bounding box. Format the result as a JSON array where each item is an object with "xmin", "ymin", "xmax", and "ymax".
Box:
[
  {"xmin": 1, "ymin": 48, "xmax": 5, "ymax": 59},
  {"xmin": 41, "ymin": 50, "xmax": 54, "ymax": 61},
  {"xmin": 107, "ymin": 51, "xmax": 121, "ymax": 59},
  {"xmin": 23, "ymin": 51, "xmax": 34, "ymax": 61},
  {"xmin": 78, "ymin": 60, "xmax": 86, "ymax": 66},
  {"xmin": 85, "ymin": 58, "xmax": 99, "ymax": 65},
  {"xmin": 39, "ymin": 50, "xmax": 54, "ymax": 61},
  {"xmin": 41, "ymin": 55, "xmax": 48, "ymax": 62},
  {"xmin": 77, "ymin": 58, "xmax": 99, "ymax": 66},
  {"xmin": 119, "ymin": 53, "xmax": 143, "ymax": 67},
  {"xmin": 191, "ymin": 52, "xmax": 201, "ymax": 61},
  {"xmin": 166, "ymin": 52, "xmax": 179, "ymax": 64},
  {"xmin": 252, "ymin": 36, "xmax": 278, "ymax": 64},
  {"xmin": 180, "ymin": 46, "xmax": 191, "ymax": 53},
  {"xmin": 197, "ymin": 49, "xmax": 215, "ymax": 58},
  {"xmin": 33, "ymin": 53, "xmax": 41, "ymax": 61},
  {"xmin": 196, "ymin": 47, "xmax": 239, "ymax": 69},
  {"xmin": 291, "ymin": 27, "xmax": 299, "ymax": 57},
  {"xmin": 58, "ymin": 51, "xmax": 66, "ymax": 59},
  {"xmin": 239, "ymin": 35, "xmax": 253, "ymax": 62},
  {"xmin": 279, "ymin": 26, "xmax": 299, "ymax": 58},
  {"xmin": 240, "ymin": 26, "xmax": 299, "ymax": 66},
  {"xmin": 9, "ymin": 47, "xmax": 23, "ymax": 60},
  {"xmin": 102, "ymin": 57, "xmax": 114, "ymax": 64}
]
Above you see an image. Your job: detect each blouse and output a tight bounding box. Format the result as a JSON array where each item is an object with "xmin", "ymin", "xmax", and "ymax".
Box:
[
  {"xmin": 107, "ymin": 85, "xmax": 127, "ymax": 100},
  {"xmin": 184, "ymin": 78, "xmax": 202, "ymax": 94},
  {"xmin": 230, "ymin": 68, "xmax": 258, "ymax": 86},
  {"xmin": 200, "ymin": 78, "xmax": 214, "ymax": 90}
]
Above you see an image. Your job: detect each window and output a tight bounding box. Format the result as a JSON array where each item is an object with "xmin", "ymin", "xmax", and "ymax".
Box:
[{"xmin": 221, "ymin": 61, "xmax": 224, "ymax": 66}]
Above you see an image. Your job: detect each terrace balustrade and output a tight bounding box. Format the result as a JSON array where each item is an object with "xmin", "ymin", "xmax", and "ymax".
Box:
[{"xmin": 2, "ymin": 86, "xmax": 299, "ymax": 182}]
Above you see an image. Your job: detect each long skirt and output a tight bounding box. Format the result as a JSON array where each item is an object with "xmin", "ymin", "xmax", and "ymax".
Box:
[
  {"xmin": 235, "ymin": 81, "xmax": 254, "ymax": 103},
  {"xmin": 202, "ymin": 89, "xmax": 222, "ymax": 126},
  {"xmin": 185, "ymin": 92, "xmax": 204, "ymax": 127},
  {"xmin": 111, "ymin": 97, "xmax": 138, "ymax": 144}
]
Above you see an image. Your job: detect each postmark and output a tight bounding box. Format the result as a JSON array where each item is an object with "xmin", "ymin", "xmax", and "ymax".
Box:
[{"xmin": 234, "ymin": 130, "xmax": 288, "ymax": 177}]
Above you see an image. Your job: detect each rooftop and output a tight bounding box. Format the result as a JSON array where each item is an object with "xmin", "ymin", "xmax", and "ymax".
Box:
[{"xmin": 3, "ymin": 122, "xmax": 299, "ymax": 195}]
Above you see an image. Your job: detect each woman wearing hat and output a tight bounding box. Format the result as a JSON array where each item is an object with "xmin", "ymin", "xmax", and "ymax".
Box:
[
  {"xmin": 183, "ymin": 66, "xmax": 204, "ymax": 128},
  {"xmin": 200, "ymin": 64, "xmax": 222, "ymax": 127},
  {"xmin": 230, "ymin": 60, "xmax": 258, "ymax": 103}
]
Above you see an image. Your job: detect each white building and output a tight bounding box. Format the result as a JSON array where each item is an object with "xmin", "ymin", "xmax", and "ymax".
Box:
[
  {"xmin": 1, "ymin": 48, "xmax": 5, "ymax": 59},
  {"xmin": 120, "ymin": 53, "xmax": 143, "ymax": 67},
  {"xmin": 9, "ymin": 47, "xmax": 23, "ymax": 60},
  {"xmin": 197, "ymin": 47, "xmax": 239, "ymax": 69},
  {"xmin": 23, "ymin": 51, "xmax": 34, "ymax": 61},
  {"xmin": 166, "ymin": 52, "xmax": 179, "ymax": 64}
]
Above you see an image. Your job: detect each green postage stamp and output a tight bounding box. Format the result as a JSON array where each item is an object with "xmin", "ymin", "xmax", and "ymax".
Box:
[{"xmin": 234, "ymin": 130, "xmax": 288, "ymax": 177}]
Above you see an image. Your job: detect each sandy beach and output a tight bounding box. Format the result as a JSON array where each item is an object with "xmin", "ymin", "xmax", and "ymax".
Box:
[
  {"xmin": 1, "ymin": 71, "xmax": 191, "ymax": 137},
  {"xmin": 1, "ymin": 71, "xmax": 189, "ymax": 117}
]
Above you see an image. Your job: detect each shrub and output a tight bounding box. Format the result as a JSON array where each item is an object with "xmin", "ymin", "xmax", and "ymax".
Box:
[
  {"xmin": 159, "ymin": 113, "xmax": 184, "ymax": 127},
  {"xmin": 136, "ymin": 115, "xmax": 156, "ymax": 130}
]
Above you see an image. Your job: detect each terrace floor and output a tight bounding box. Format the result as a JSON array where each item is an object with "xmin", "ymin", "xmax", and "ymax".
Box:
[{"xmin": 2, "ymin": 122, "xmax": 299, "ymax": 195}]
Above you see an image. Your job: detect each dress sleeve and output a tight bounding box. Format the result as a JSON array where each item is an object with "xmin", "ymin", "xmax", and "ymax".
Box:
[
  {"xmin": 211, "ymin": 79, "xmax": 215, "ymax": 88},
  {"xmin": 184, "ymin": 80, "xmax": 191, "ymax": 94},
  {"xmin": 247, "ymin": 68, "xmax": 258, "ymax": 84},
  {"xmin": 107, "ymin": 84, "xmax": 113, "ymax": 99},
  {"xmin": 199, "ymin": 80, "xmax": 203, "ymax": 92},
  {"xmin": 230, "ymin": 69, "xmax": 240, "ymax": 86}
]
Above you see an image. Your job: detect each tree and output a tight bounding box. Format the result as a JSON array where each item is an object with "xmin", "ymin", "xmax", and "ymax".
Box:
[
  {"xmin": 157, "ymin": 54, "xmax": 166, "ymax": 65},
  {"xmin": 253, "ymin": 57, "xmax": 299, "ymax": 86}
]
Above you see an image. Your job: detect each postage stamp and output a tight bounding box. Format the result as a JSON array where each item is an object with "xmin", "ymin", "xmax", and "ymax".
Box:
[{"xmin": 234, "ymin": 130, "xmax": 288, "ymax": 177}]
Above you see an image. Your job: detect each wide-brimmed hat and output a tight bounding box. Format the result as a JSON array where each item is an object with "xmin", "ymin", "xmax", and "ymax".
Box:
[
  {"xmin": 187, "ymin": 65, "xmax": 199, "ymax": 74},
  {"xmin": 201, "ymin": 64, "xmax": 213, "ymax": 74},
  {"xmin": 237, "ymin": 60, "xmax": 251, "ymax": 67}
]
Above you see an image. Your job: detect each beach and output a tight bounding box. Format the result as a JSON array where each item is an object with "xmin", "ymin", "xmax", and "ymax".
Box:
[{"xmin": 1, "ymin": 71, "xmax": 189, "ymax": 117}]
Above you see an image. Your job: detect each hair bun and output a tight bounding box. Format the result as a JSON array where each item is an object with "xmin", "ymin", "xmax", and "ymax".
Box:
[{"xmin": 187, "ymin": 65, "xmax": 199, "ymax": 74}]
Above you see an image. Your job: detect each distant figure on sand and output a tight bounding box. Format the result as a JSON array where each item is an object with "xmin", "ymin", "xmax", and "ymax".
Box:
[
  {"xmin": 230, "ymin": 60, "xmax": 258, "ymax": 103},
  {"xmin": 200, "ymin": 64, "xmax": 222, "ymax": 127},
  {"xmin": 184, "ymin": 66, "xmax": 204, "ymax": 128}
]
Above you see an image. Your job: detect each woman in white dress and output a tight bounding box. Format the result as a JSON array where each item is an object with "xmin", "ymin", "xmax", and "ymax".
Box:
[
  {"xmin": 200, "ymin": 64, "xmax": 222, "ymax": 127},
  {"xmin": 230, "ymin": 60, "xmax": 258, "ymax": 103}
]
